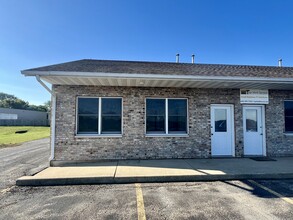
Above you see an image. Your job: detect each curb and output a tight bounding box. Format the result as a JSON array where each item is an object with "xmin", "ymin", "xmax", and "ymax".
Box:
[{"xmin": 16, "ymin": 173, "xmax": 293, "ymax": 186}]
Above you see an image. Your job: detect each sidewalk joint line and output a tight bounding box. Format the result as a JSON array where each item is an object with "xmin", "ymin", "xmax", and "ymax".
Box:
[
  {"xmin": 248, "ymin": 180, "xmax": 293, "ymax": 205},
  {"xmin": 135, "ymin": 183, "xmax": 147, "ymax": 220},
  {"xmin": 184, "ymin": 159, "xmax": 208, "ymax": 174},
  {"xmin": 183, "ymin": 159, "xmax": 194, "ymax": 170},
  {"xmin": 0, "ymin": 186, "xmax": 15, "ymax": 194},
  {"xmin": 113, "ymin": 160, "xmax": 119, "ymax": 179}
]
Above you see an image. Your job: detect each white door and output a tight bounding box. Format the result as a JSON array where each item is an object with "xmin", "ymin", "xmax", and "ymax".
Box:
[
  {"xmin": 211, "ymin": 105, "xmax": 234, "ymax": 156},
  {"xmin": 243, "ymin": 106, "xmax": 265, "ymax": 156}
]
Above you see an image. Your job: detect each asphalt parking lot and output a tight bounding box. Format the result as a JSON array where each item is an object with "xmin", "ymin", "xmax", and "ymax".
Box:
[{"xmin": 1, "ymin": 179, "xmax": 292, "ymax": 220}]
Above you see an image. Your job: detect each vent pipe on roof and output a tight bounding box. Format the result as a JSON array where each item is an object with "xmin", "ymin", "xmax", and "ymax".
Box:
[
  {"xmin": 176, "ymin": 54, "xmax": 180, "ymax": 63},
  {"xmin": 278, "ymin": 58, "xmax": 282, "ymax": 67},
  {"xmin": 191, "ymin": 54, "xmax": 195, "ymax": 64}
]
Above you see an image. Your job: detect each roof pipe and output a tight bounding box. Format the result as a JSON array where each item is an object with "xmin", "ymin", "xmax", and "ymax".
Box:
[
  {"xmin": 191, "ymin": 54, "xmax": 195, "ymax": 64},
  {"xmin": 278, "ymin": 59, "xmax": 282, "ymax": 67},
  {"xmin": 176, "ymin": 54, "xmax": 180, "ymax": 63},
  {"xmin": 36, "ymin": 75, "xmax": 56, "ymax": 162}
]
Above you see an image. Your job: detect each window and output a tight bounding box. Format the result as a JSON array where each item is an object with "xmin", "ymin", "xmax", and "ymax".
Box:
[
  {"xmin": 0, "ymin": 113, "xmax": 18, "ymax": 120},
  {"xmin": 285, "ymin": 101, "xmax": 293, "ymax": 133},
  {"xmin": 146, "ymin": 99, "xmax": 165, "ymax": 133},
  {"xmin": 168, "ymin": 99, "xmax": 187, "ymax": 133},
  {"xmin": 77, "ymin": 97, "xmax": 122, "ymax": 135},
  {"xmin": 101, "ymin": 98, "xmax": 122, "ymax": 134},
  {"xmin": 214, "ymin": 109, "xmax": 227, "ymax": 132},
  {"xmin": 78, "ymin": 98, "xmax": 99, "ymax": 133},
  {"xmin": 146, "ymin": 98, "xmax": 188, "ymax": 135},
  {"xmin": 245, "ymin": 109, "xmax": 257, "ymax": 132}
]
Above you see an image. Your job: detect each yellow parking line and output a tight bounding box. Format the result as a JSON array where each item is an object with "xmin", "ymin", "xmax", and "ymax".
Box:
[
  {"xmin": 135, "ymin": 183, "xmax": 147, "ymax": 220},
  {"xmin": 248, "ymin": 180, "xmax": 293, "ymax": 205}
]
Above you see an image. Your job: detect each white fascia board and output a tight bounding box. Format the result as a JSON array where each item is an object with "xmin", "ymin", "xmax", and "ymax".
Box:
[{"xmin": 21, "ymin": 70, "xmax": 293, "ymax": 84}]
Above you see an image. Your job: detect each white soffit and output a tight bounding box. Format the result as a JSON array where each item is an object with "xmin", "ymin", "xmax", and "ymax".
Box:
[
  {"xmin": 21, "ymin": 70, "xmax": 293, "ymax": 90},
  {"xmin": 39, "ymin": 74, "xmax": 293, "ymax": 90}
]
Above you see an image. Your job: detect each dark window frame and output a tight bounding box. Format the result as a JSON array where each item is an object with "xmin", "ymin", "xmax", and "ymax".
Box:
[
  {"xmin": 145, "ymin": 98, "xmax": 188, "ymax": 135},
  {"xmin": 284, "ymin": 100, "xmax": 293, "ymax": 133},
  {"xmin": 76, "ymin": 97, "xmax": 123, "ymax": 136}
]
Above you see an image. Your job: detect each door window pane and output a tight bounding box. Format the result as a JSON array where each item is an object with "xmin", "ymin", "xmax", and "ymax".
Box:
[
  {"xmin": 215, "ymin": 109, "xmax": 227, "ymax": 132},
  {"xmin": 146, "ymin": 99, "xmax": 165, "ymax": 133},
  {"xmin": 285, "ymin": 101, "xmax": 293, "ymax": 132},
  {"xmin": 168, "ymin": 99, "xmax": 187, "ymax": 133},
  {"xmin": 246, "ymin": 109, "xmax": 257, "ymax": 132},
  {"xmin": 77, "ymin": 98, "xmax": 99, "ymax": 133},
  {"xmin": 101, "ymin": 98, "xmax": 122, "ymax": 134}
]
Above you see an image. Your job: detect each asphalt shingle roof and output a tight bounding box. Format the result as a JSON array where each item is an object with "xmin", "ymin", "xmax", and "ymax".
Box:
[{"xmin": 24, "ymin": 59, "xmax": 293, "ymax": 78}]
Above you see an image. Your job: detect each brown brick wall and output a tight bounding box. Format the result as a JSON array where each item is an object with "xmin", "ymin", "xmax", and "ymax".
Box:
[
  {"xmin": 266, "ymin": 90, "xmax": 293, "ymax": 156},
  {"xmin": 52, "ymin": 85, "xmax": 293, "ymax": 161}
]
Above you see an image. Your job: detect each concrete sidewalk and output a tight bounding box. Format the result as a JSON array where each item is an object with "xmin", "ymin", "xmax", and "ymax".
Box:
[{"xmin": 16, "ymin": 157, "xmax": 293, "ymax": 186}]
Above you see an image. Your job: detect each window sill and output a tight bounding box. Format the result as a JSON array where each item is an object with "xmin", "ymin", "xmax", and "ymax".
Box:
[
  {"xmin": 75, "ymin": 134, "xmax": 122, "ymax": 138},
  {"xmin": 145, "ymin": 134, "xmax": 189, "ymax": 138}
]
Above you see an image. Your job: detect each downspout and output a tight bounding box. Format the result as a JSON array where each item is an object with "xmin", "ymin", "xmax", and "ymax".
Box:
[{"xmin": 35, "ymin": 75, "xmax": 56, "ymax": 161}]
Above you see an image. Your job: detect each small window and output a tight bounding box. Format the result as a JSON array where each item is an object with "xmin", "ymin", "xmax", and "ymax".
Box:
[
  {"xmin": 0, "ymin": 113, "xmax": 18, "ymax": 120},
  {"xmin": 246, "ymin": 109, "xmax": 257, "ymax": 132},
  {"xmin": 146, "ymin": 98, "xmax": 188, "ymax": 135},
  {"xmin": 285, "ymin": 101, "xmax": 293, "ymax": 133},
  {"xmin": 77, "ymin": 97, "xmax": 122, "ymax": 135},
  {"xmin": 214, "ymin": 109, "xmax": 227, "ymax": 132}
]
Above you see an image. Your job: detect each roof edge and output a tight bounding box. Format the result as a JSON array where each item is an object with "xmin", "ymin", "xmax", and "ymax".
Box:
[{"xmin": 21, "ymin": 70, "xmax": 293, "ymax": 83}]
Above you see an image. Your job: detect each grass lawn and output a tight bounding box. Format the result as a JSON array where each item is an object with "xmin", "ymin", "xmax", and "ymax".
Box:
[{"xmin": 0, "ymin": 126, "xmax": 50, "ymax": 148}]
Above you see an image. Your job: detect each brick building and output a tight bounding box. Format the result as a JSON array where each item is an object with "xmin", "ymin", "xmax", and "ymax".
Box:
[{"xmin": 22, "ymin": 59, "xmax": 293, "ymax": 163}]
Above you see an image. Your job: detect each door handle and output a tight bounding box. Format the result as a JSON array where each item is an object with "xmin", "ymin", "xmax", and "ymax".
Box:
[{"xmin": 260, "ymin": 133, "xmax": 263, "ymax": 135}]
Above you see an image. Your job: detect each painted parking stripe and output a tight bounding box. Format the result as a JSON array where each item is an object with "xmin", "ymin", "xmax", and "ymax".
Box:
[
  {"xmin": 135, "ymin": 183, "xmax": 147, "ymax": 220},
  {"xmin": 248, "ymin": 180, "xmax": 293, "ymax": 205}
]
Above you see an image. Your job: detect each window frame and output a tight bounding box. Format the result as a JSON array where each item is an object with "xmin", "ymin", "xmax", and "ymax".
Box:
[
  {"xmin": 145, "ymin": 97, "xmax": 189, "ymax": 137},
  {"xmin": 76, "ymin": 96, "xmax": 123, "ymax": 137},
  {"xmin": 284, "ymin": 100, "xmax": 293, "ymax": 134}
]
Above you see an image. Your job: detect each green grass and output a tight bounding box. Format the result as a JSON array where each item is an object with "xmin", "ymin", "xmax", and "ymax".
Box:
[{"xmin": 0, "ymin": 126, "xmax": 50, "ymax": 148}]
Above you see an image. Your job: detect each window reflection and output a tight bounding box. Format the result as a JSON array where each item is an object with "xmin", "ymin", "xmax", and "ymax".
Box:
[
  {"xmin": 246, "ymin": 109, "xmax": 257, "ymax": 132},
  {"xmin": 146, "ymin": 99, "xmax": 166, "ymax": 133},
  {"xmin": 215, "ymin": 109, "xmax": 227, "ymax": 132},
  {"xmin": 168, "ymin": 99, "xmax": 187, "ymax": 133}
]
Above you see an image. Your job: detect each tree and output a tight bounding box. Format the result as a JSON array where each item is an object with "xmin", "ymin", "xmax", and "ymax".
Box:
[
  {"xmin": 44, "ymin": 100, "xmax": 51, "ymax": 111},
  {"xmin": 0, "ymin": 92, "xmax": 17, "ymax": 100},
  {"xmin": 0, "ymin": 98, "xmax": 29, "ymax": 109},
  {"xmin": 0, "ymin": 92, "xmax": 49, "ymax": 112}
]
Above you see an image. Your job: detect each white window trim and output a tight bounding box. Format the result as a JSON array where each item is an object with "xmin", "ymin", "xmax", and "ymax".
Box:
[
  {"xmin": 75, "ymin": 96, "xmax": 123, "ymax": 137},
  {"xmin": 284, "ymin": 100, "xmax": 293, "ymax": 134},
  {"xmin": 145, "ymin": 97, "xmax": 189, "ymax": 137}
]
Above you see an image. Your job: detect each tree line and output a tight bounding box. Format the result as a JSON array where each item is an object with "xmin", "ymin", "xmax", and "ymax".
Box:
[{"xmin": 0, "ymin": 92, "xmax": 50, "ymax": 112}]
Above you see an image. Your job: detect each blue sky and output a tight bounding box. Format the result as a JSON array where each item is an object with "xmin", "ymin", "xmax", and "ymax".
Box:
[{"xmin": 1, "ymin": 0, "xmax": 293, "ymax": 105}]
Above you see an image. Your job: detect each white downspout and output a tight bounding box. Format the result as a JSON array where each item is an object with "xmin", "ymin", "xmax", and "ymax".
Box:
[{"xmin": 36, "ymin": 75, "xmax": 56, "ymax": 161}]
